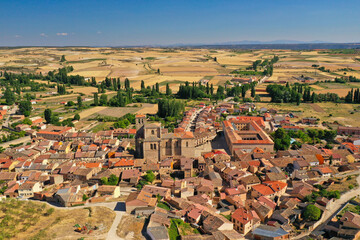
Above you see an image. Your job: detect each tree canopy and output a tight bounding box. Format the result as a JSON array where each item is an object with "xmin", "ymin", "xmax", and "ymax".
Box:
[{"xmin": 303, "ymin": 204, "xmax": 322, "ymax": 221}]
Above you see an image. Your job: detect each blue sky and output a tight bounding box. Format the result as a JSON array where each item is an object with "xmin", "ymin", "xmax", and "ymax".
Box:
[{"xmin": 0, "ymin": 0, "xmax": 359, "ymax": 46}]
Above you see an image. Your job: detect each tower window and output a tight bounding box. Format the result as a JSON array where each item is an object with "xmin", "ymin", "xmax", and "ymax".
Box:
[{"xmin": 151, "ymin": 130, "xmax": 155, "ymax": 135}]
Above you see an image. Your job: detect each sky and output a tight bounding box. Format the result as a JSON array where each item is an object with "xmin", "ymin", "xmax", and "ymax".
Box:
[{"xmin": 0, "ymin": 0, "xmax": 359, "ymax": 46}]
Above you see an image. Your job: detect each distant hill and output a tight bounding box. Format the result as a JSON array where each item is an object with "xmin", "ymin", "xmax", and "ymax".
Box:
[{"xmin": 193, "ymin": 42, "xmax": 360, "ymax": 50}]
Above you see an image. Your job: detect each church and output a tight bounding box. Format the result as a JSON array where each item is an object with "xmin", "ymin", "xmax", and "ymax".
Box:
[{"xmin": 135, "ymin": 115, "xmax": 196, "ymax": 162}]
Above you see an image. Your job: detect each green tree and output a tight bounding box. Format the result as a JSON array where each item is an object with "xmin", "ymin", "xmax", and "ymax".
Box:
[
  {"xmin": 67, "ymin": 101, "xmax": 75, "ymax": 106},
  {"xmin": 91, "ymin": 77, "xmax": 97, "ymax": 86},
  {"xmin": 4, "ymin": 88, "xmax": 15, "ymax": 105},
  {"xmin": 303, "ymin": 204, "xmax": 321, "ymax": 221},
  {"xmin": 125, "ymin": 78, "xmax": 130, "ymax": 90},
  {"xmin": 108, "ymin": 174, "xmax": 119, "ymax": 185},
  {"xmin": 112, "ymin": 78, "xmax": 117, "ymax": 91},
  {"xmin": 82, "ymin": 194, "xmax": 89, "ymax": 201},
  {"xmin": 141, "ymin": 80, "xmax": 145, "ymax": 90},
  {"xmin": 60, "ymin": 55, "xmax": 66, "ymax": 62},
  {"xmin": 19, "ymin": 100, "xmax": 32, "ymax": 117},
  {"xmin": 77, "ymin": 96, "xmax": 82, "ymax": 109},
  {"xmin": 44, "ymin": 108, "xmax": 52, "ymax": 123},
  {"xmin": 273, "ymin": 128, "xmax": 291, "ymax": 151},
  {"xmin": 144, "ymin": 170, "xmax": 155, "ymax": 183},
  {"xmin": 94, "ymin": 93, "xmax": 99, "ymax": 106},
  {"xmin": 251, "ymin": 85, "xmax": 255, "ymax": 98},
  {"xmin": 156, "ymin": 82, "xmax": 160, "ymax": 93},
  {"xmin": 100, "ymin": 94, "xmax": 108, "ymax": 106},
  {"xmin": 22, "ymin": 118, "xmax": 32, "ymax": 125},
  {"xmin": 100, "ymin": 177, "xmax": 108, "ymax": 185},
  {"xmin": 73, "ymin": 113, "xmax": 80, "ymax": 121},
  {"xmin": 166, "ymin": 83, "xmax": 172, "ymax": 96}
]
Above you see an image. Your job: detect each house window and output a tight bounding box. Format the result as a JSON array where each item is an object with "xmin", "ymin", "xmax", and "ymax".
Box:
[
  {"xmin": 154, "ymin": 144, "xmax": 157, "ymax": 150},
  {"xmin": 152, "ymin": 130, "xmax": 155, "ymax": 135},
  {"xmin": 150, "ymin": 144, "xmax": 153, "ymax": 150},
  {"xmin": 186, "ymin": 142, "xmax": 188, "ymax": 147}
]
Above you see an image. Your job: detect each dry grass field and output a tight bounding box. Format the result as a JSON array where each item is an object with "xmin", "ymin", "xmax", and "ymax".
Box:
[
  {"xmin": 76, "ymin": 103, "xmax": 157, "ymax": 120},
  {"xmin": 2, "ymin": 47, "xmax": 360, "ymax": 90},
  {"xmin": 2, "ymin": 47, "xmax": 360, "ymax": 129},
  {"xmin": 0, "ymin": 199, "xmax": 115, "ymax": 240},
  {"xmin": 256, "ymin": 102, "xmax": 360, "ymax": 127}
]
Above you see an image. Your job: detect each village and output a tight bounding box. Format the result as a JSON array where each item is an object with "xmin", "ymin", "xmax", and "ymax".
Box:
[{"xmin": 1, "ymin": 97, "xmax": 360, "ymax": 240}]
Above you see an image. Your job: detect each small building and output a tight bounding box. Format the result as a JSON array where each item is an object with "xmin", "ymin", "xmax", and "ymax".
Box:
[
  {"xmin": 96, "ymin": 185, "xmax": 120, "ymax": 198},
  {"xmin": 18, "ymin": 181, "xmax": 42, "ymax": 198},
  {"xmin": 147, "ymin": 226, "xmax": 169, "ymax": 240},
  {"xmin": 231, "ymin": 207, "xmax": 255, "ymax": 235},
  {"xmin": 252, "ymin": 224, "xmax": 290, "ymax": 239},
  {"xmin": 338, "ymin": 126, "xmax": 360, "ymax": 136},
  {"xmin": 301, "ymin": 117, "xmax": 317, "ymax": 125}
]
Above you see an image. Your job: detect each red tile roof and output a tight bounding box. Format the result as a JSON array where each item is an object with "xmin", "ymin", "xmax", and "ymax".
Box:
[
  {"xmin": 232, "ymin": 207, "xmax": 254, "ymax": 224},
  {"xmin": 252, "ymin": 184, "xmax": 275, "ymax": 196},
  {"xmin": 114, "ymin": 158, "xmax": 134, "ymax": 167}
]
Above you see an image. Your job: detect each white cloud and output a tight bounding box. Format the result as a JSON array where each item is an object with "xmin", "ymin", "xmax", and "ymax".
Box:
[
  {"xmin": 97, "ymin": 31, "xmax": 102, "ymax": 34},
  {"xmin": 40, "ymin": 33, "xmax": 48, "ymax": 37},
  {"xmin": 56, "ymin": 32, "xmax": 68, "ymax": 36},
  {"xmin": 15, "ymin": 35, "xmax": 22, "ymax": 38}
]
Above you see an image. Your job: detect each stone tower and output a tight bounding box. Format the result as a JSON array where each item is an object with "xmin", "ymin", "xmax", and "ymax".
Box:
[{"xmin": 135, "ymin": 114, "xmax": 147, "ymax": 130}]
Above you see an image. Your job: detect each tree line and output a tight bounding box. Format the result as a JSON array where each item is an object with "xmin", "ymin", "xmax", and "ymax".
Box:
[
  {"xmin": 231, "ymin": 55, "xmax": 279, "ymax": 76},
  {"xmin": 345, "ymin": 88, "xmax": 360, "ymax": 103},
  {"xmin": 266, "ymin": 83, "xmax": 340, "ymax": 105},
  {"xmin": 157, "ymin": 99, "xmax": 184, "ymax": 118}
]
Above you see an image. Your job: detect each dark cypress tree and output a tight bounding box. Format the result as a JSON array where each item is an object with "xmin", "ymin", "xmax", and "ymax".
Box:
[
  {"xmin": 156, "ymin": 82, "xmax": 160, "ymax": 93},
  {"xmin": 311, "ymin": 92, "xmax": 317, "ymax": 103},
  {"xmin": 166, "ymin": 83, "xmax": 171, "ymax": 96},
  {"xmin": 141, "ymin": 80, "xmax": 145, "ymax": 90},
  {"xmin": 117, "ymin": 78, "xmax": 121, "ymax": 90},
  {"xmin": 125, "ymin": 78, "xmax": 130, "ymax": 90},
  {"xmin": 251, "ymin": 85, "xmax": 255, "ymax": 98},
  {"xmin": 113, "ymin": 78, "xmax": 117, "ymax": 91},
  {"xmin": 91, "ymin": 77, "xmax": 97, "ymax": 86},
  {"xmin": 345, "ymin": 90, "xmax": 353, "ymax": 103},
  {"xmin": 94, "ymin": 93, "xmax": 99, "ymax": 106},
  {"xmin": 77, "ymin": 96, "xmax": 82, "ymax": 109}
]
